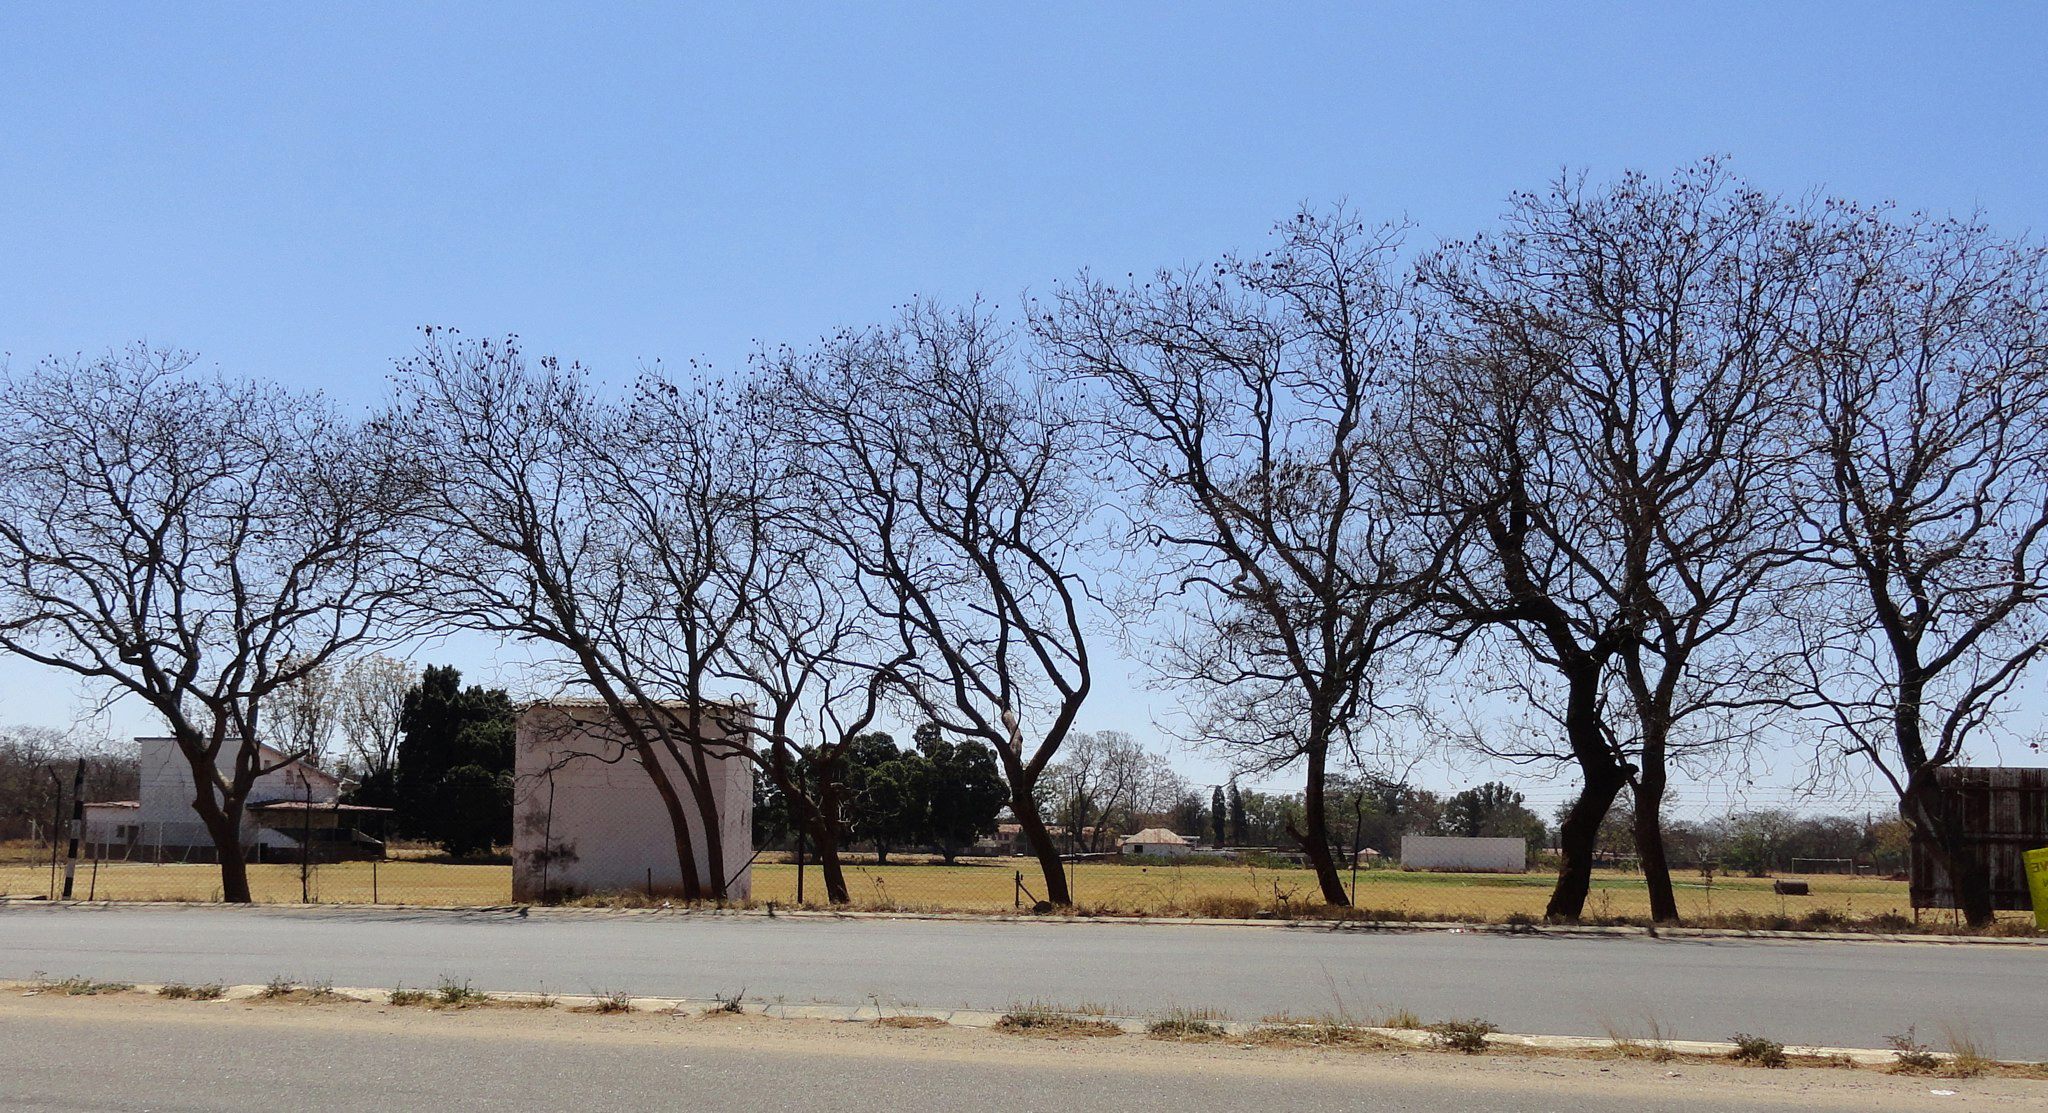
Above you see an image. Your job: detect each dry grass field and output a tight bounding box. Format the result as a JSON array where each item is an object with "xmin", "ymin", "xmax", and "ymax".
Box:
[{"xmin": 2, "ymin": 852, "xmax": 2021, "ymax": 932}]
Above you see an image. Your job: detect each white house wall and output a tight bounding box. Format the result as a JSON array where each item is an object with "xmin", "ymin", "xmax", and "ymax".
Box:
[{"xmin": 512, "ymin": 706, "xmax": 754, "ymax": 901}]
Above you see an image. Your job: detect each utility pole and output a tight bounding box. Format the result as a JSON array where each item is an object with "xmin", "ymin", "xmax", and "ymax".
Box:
[{"xmin": 61, "ymin": 759, "xmax": 84, "ymax": 899}]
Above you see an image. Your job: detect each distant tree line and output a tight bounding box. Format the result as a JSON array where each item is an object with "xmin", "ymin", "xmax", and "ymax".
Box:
[{"xmin": 1, "ymin": 159, "xmax": 2042, "ymax": 922}]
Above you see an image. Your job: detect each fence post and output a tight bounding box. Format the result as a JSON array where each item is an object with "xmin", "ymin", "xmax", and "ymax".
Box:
[
  {"xmin": 46, "ymin": 766, "xmax": 63, "ymax": 900},
  {"xmin": 62, "ymin": 758, "xmax": 84, "ymax": 899},
  {"xmin": 1014, "ymin": 870, "xmax": 1021, "ymax": 911},
  {"xmin": 300, "ymin": 779, "xmax": 313, "ymax": 904}
]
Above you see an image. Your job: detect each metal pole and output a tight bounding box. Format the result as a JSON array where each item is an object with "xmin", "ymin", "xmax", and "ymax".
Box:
[{"xmin": 62, "ymin": 758, "xmax": 85, "ymax": 899}]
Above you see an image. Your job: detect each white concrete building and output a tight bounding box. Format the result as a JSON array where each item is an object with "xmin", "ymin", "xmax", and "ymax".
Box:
[
  {"xmin": 1119, "ymin": 828, "xmax": 1195, "ymax": 857},
  {"xmin": 512, "ymin": 701, "xmax": 753, "ymax": 902},
  {"xmin": 1399, "ymin": 834, "xmax": 1528, "ymax": 873},
  {"xmin": 85, "ymin": 736, "xmax": 386, "ymax": 862}
]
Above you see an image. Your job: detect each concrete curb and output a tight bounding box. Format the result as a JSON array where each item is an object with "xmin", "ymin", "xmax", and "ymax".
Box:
[
  {"xmin": 3, "ymin": 896, "xmax": 2040, "ymax": 947},
  {"xmin": 12, "ymin": 979, "xmax": 2022, "ymax": 1071}
]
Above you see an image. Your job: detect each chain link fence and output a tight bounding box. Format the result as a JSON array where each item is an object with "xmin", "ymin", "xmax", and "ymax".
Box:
[{"xmin": 6, "ymin": 838, "xmax": 2021, "ymax": 933}]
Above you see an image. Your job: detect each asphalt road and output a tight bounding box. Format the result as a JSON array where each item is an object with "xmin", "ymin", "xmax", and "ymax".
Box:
[
  {"xmin": 3, "ymin": 993, "xmax": 2025, "ymax": 1113},
  {"xmin": 2, "ymin": 904, "xmax": 2043, "ymax": 1057}
]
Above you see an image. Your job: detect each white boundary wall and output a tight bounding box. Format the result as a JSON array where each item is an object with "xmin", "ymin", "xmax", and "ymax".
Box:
[{"xmin": 1400, "ymin": 835, "xmax": 1527, "ymax": 873}]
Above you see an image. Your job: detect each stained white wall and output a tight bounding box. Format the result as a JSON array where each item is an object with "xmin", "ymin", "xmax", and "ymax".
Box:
[
  {"xmin": 1400, "ymin": 835, "xmax": 1528, "ymax": 873},
  {"xmin": 512, "ymin": 704, "xmax": 753, "ymax": 901},
  {"xmin": 129, "ymin": 736, "xmax": 338, "ymax": 849}
]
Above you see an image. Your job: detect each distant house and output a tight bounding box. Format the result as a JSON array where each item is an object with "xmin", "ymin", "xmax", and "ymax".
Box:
[
  {"xmin": 1119, "ymin": 828, "xmax": 1194, "ymax": 857},
  {"xmin": 511, "ymin": 700, "xmax": 753, "ymax": 902},
  {"xmin": 84, "ymin": 736, "xmax": 387, "ymax": 862},
  {"xmin": 1400, "ymin": 834, "xmax": 1527, "ymax": 873},
  {"xmin": 971, "ymin": 822, "xmax": 1102, "ymax": 857}
]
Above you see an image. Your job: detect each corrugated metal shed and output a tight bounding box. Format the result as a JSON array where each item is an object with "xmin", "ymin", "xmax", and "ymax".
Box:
[{"xmin": 1910, "ymin": 767, "xmax": 2048, "ymax": 911}]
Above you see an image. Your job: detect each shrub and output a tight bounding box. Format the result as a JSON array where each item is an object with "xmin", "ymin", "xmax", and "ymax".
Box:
[
  {"xmin": 706, "ymin": 990, "xmax": 746, "ymax": 1016},
  {"xmin": 157, "ymin": 982, "xmax": 224, "ymax": 1001},
  {"xmin": 1728, "ymin": 1033, "xmax": 1787, "ymax": 1068},
  {"xmin": 1887, "ymin": 1028, "xmax": 1940, "ymax": 1073},
  {"xmin": 388, "ymin": 984, "xmax": 432, "ymax": 1007},
  {"xmin": 1427, "ymin": 1018, "xmax": 1499, "ymax": 1054},
  {"xmin": 436, "ymin": 978, "xmax": 487, "ymax": 1007}
]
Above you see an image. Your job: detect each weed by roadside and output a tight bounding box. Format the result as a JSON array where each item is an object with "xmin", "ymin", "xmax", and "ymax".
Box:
[
  {"xmin": 872, "ymin": 1015, "xmax": 948, "ymax": 1029},
  {"xmin": 1244, "ymin": 1015, "xmax": 1398, "ymax": 1050},
  {"xmin": 996, "ymin": 1001, "xmax": 1123, "ymax": 1038},
  {"xmin": 1146, "ymin": 1007, "xmax": 1228, "ymax": 1041},
  {"xmin": 32, "ymin": 974, "xmax": 133, "ymax": 997},
  {"xmin": 258, "ymin": 976, "xmax": 344, "ymax": 1004},
  {"xmin": 702, "ymin": 990, "xmax": 746, "ymax": 1017},
  {"xmin": 1427, "ymin": 1018, "xmax": 1499, "ymax": 1054},
  {"xmin": 572, "ymin": 989, "xmax": 633, "ymax": 1014},
  {"xmin": 156, "ymin": 982, "xmax": 224, "ymax": 1001},
  {"xmin": 1887, "ymin": 1028, "xmax": 1942, "ymax": 1074},
  {"xmin": 1601, "ymin": 1015, "xmax": 1676, "ymax": 1062},
  {"xmin": 1728, "ymin": 1033, "xmax": 1788, "ymax": 1068}
]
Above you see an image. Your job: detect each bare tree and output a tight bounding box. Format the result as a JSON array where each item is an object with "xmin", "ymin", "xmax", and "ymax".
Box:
[
  {"xmin": 269, "ymin": 657, "xmax": 342, "ymax": 769},
  {"xmin": 334, "ymin": 652, "xmax": 415, "ymax": 800},
  {"xmin": 1040, "ymin": 210, "xmax": 1442, "ymax": 905},
  {"xmin": 606, "ymin": 376, "xmax": 910, "ymax": 905},
  {"xmin": 1412, "ymin": 163, "xmax": 1816, "ymax": 921},
  {"xmin": 1785, "ymin": 206, "xmax": 2048, "ymax": 926},
  {"xmin": 0, "ymin": 347, "xmax": 415, "ymax": 901},
  {"xmin": 767, "ymin": 303, "xmax": 1096, "ymax": 906},
  {"xmin": 1041, "ymin": 730, "xmax": 1178, "ymax": 853},
  {"xmin": 386, "ymin": 333, "xmax": 746, "ymax": 900}
]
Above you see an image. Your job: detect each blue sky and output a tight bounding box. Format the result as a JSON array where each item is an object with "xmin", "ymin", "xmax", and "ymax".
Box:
[{"xmin": 3, "ymin": 3, "xmax": 2044, "ymax": 810}]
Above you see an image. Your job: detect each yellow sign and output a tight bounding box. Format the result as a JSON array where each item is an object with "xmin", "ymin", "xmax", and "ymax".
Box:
[{"xmin": 2028, "ymin": 847, "xmax": 2048, "ymax": 931}]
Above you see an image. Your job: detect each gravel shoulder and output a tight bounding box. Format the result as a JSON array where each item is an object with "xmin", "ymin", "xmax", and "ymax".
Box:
[{"xmin": 2, "ymin": 990, "xmax": 2040, "ymax": 1112}]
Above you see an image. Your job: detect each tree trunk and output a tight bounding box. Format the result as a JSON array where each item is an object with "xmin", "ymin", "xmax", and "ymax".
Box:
[
  {"xmin": 1288, "ymin": 740, "xmax": 1350, "ymax": 906},
  {"xmin": 633, "ymin": 745, "xmax": 702, "ymax": 900},
  {"xmin": 809, "ymin": 776, "xmax": 851, "ymax": 905},
  {"xmin": 683, "ymin": 745, "xmax": 727, "ymax": 899},
  {"xmin": 195, "ymin": 797, "xmax": 251, "ymax": 904},
  {"xmin": 1009, "ymin": 788, "xmax": 1071, "ymax": 906},
  {"xmin": 1633, "ymin": 774, "xmax": 1679, "ymax": 924},
  {"xmin": 1545, "ymin": 665, "xmax": 1628, "ymax": 922},
  {"xmin": 1903, "ymin": 772, "xmax": 1995, "ymax": 928}
]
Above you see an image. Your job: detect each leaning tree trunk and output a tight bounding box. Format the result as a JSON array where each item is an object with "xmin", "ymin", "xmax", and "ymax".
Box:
[
  {"xmin": 632, "ymin": 744, "xmax": 703, "ymax": 900},
  {"xmin": 807, "ymin": 776, "xmax": 851, "ymax": 905},
  {"xmin": 1545, "ymin": 669, "xmax": 1629, "ymax": 922},
  {"xmin": 1008, "ymin": 787, "xmax": 1071, "ymax": 906},
  {"xmin": 1288, "ymin": 740, "xmax": 1351, "ymax": 906}
]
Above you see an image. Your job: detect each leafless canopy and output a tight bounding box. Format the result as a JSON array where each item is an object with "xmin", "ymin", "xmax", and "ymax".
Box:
[
  {"xmin": 1039, "ymin": 210, "xmax": 1442, "ymax": 904},
  {"xmin": 1785, "ymin": 205, "xmax": 2048, "ymax": 923},
  {"xmin": 0, "ymin": 347, "xmax": 416, "ymax": 901},
  {"xmin": 764, "ymin": 302, "xmax": 1096, "ymax": 905}
]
